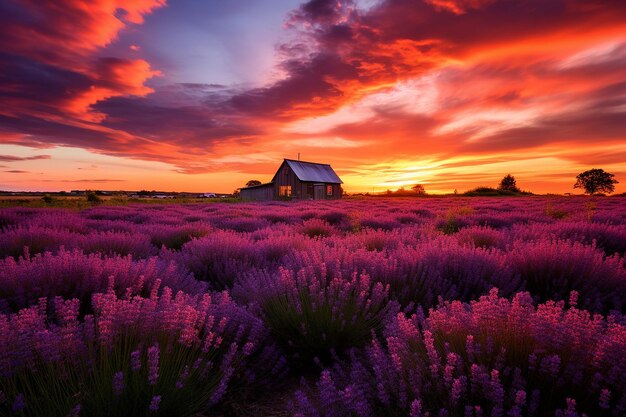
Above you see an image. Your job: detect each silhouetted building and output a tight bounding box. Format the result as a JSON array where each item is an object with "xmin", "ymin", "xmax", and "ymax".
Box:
[{"xmin": 240, "ymin": 159, "xmax": 343, "ymax": 201}]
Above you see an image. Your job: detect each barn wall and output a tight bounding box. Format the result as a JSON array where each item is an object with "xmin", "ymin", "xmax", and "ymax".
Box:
[
  {"xmin": 297, "ymin": 182, "xmax": 342, "ymax": 200},
  {"xmin": 274, "ymin": 163, "xmax": 304, "ymax": 199},
  {"xmin": 329, "ymin": 183, "xmax": 342, "ymax": 199},
  {"xmin": 240, "ymin": 184, "xmax": 274, "ymax": 201}
]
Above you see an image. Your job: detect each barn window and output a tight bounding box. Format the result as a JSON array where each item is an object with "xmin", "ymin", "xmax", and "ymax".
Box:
[
  {"xmin": 279, "ymin": 185, "xmax": 292, "ymax": 197},
  {"xmin": 326, "ymin": 185, "xmax": 333, "ymax": 196}
]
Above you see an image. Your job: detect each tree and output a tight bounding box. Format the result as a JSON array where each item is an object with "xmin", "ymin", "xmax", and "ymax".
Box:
[
  {"xmin": 245, "ymin": 180, "xmax": 262, "ymax": 187},
  {"xmin": 411, "ymin": 184, "xmax": 427, "ymax": 195},
  {"xmin": 574, "ymin": 169, "xmax": 618, "ymax": 195},
  {"xmin": 498, "ymin": 174, "xmax": 520, "ymax": 192}
]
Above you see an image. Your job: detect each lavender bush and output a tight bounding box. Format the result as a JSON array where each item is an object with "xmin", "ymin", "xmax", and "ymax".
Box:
[
  {"xmin": 235, "ymin": 266, "xmax": 396, "ymax": 366},
  {"xmin": 0, "ymin": 289, "xmax": 286, "ymax": 417},
  {"xmin": 0, "ymin": 249, "xmax": 206, "ymax": 313},
  {"xmin": 293, "ymin": 290, "xmax": 626, "ymax": 417},
  {"xmin": 507, "ymin": 239, "xmax": 626, "ymax": 313}
]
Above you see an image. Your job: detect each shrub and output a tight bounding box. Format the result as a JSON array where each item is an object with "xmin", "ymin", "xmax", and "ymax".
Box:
[
  {"xmin": 0, "ymin": 290, "xmax": 286, "ymax": 417},
  {"xmin": 293, "ymin": 291, "xmax": 626, "ymax": 417},
  {"xmin": 436, "ymin": 206, "xmax": 474, "ymax": 234},
  {"xmin": 86, "ymin": 191, "xmax": 102, "ymax": 204},
  {"xmin": 24, "ymin": 210, "xmax": 90, "ymax": 234},
  {"xmin": 455, "ymin": 225, "xmax": 505, "ymax": 249},
  {"xmin": 319, "ymin": 210, "xmax": 350, "ymax": 228},
  {"xmin": 75, "ymin": 231, "xmax": 156, "ymax": 258},
  {"xmin": 213, "ymin": 216, "xmax": 272, "ymax": 233},
  {"xmin": 510, "ymin": 221, "xmax": 626, "ymax": 256},
  {"xmin": 235, "ymin": 267, "xmax": 396, "ymax": 366},
  {"xmin": 146, "ymin": 223, "xmax": 212, "ymax": 250},
  {"xmin": 0, "ymin": 225, "xmax": 75, "ymax": 259},
  {"xmin": 507, "ymin": 239, "xmax": 626, "ymax": 313},
  {"xmin": 0, "ymin": 249, "xmax": 206, "ymax": 313},
  {"xmin": 546, "ymin": 201, "xmax": 569, "ymax": 219},
  {"xmin": 41, "ymin": 194, "xmax": 54, "ymax": 204},
  {"xmin": 381, "ymin": 240, "xmax": 521, "ymax": 310},
  {"xmin": 349, "ymin": 228, "xmax": 408, "ymax": 252},
  {"xmin": 359, "ymin": 216, "xmax": 400, "ymax": 231},
  {"xmin": 300, "ymin": 218, "xmax": 336, "ymax": 238},
  {"xmin": 177, "ymin": 231, "xmax": 262, "ymax": 289}
]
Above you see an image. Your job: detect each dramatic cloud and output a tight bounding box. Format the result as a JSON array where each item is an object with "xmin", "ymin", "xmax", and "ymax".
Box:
[
  {"xmin": 0, "ymin": 0, "xmax": 164, "ymax": 146},
  {"xmin": 0, "ymin": 154, "xmax": 51, "ymax": 162},
  {"xmin": 0, "ymin": 0, "xmax": 625, "ymax": 191},
  {"xmin": 0, "ymin": 0, "xmax": 166, "ymax": 64}
]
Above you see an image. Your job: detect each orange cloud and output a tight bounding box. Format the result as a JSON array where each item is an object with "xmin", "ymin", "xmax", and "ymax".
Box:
[
  {"xmin": 0, "ymin": 0, "xmax": 166, "ymax": 65},
  {"xmin": 425, "ymin": 0, "xmax": 498, "ymax": 15},
  {"xmin": 65, "ymin": 59, "xmax": 162, "ymax": 121}
]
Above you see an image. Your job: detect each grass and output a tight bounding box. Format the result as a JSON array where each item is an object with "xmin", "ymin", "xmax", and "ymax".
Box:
[{"xmin": 0, "ymin": 196, "xmax": 241, "ymax": 209}]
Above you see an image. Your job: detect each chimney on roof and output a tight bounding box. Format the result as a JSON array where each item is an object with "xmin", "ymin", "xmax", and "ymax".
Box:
[{"xmin": 298, "ymin": 152, "xmax": 300, "ymax": 161}]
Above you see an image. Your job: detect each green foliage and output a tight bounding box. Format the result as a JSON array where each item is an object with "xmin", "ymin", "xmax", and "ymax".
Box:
[
  {"xmin": 258, "ymin": 270, "xmax": 393, "ymax": 367},
  {"xmin": 41, "ymin": 194, "xmax": 55, "ymax": 204},
  {"xmin": 498, "ymin": 174, "xmax": 520, "ymax": 192},
  {"xmin": 463, "ymin": 186, "xmax": 531, "ymax": 196},
  {"xmin": 437, "ymin": 205, "xmax": 474, "ymax": 234},
  {"xmin": 545, "ymin": 201, "xmax": 568, "ymax": 219},
  {"xmin": 574, "ymin": 168, "xmax": 619, "ymax": 195},
  {"xmin": 387, "ymin": 185, "xmax": 428, "ymax": 197},
  {"xmin": 300, "ymin": 218, "xmax": 334, "ymax": 238},
  {"xmin": 86, "ymin": 191, "xmax": 103, "ymax": 204},
  {"xmin": 411, "ymin": 184, "xmax": 427, "ymax": 195},
  {"xmin": 3, "ymin": 337, "xmax": 224, "ymax": 417}
]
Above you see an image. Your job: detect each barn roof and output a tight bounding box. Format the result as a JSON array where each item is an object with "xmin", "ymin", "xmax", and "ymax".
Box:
[
  {"xmin": 281, "ymin": 159, "xmax": 343, "ymax": 184},
  {"xmin": 241, "ymin": 182, "xmax": 273, "ymax": 189}
]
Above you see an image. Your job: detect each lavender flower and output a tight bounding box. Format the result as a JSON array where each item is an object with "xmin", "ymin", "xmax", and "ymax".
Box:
[
  {"xmin": 149, "ymin": 395, "xmax": 161, "ymax": 412},
  {"xmin": 147, "ymin": 344, "xmax": 160, "ymax": 385},
  {"xmin": 12, "ymin": 393, "xmax": 25, "ymax": 412},
  {"xmin": 112, "ymin": 371, "xmax": 125, "ymax": 395},
  {"xmin": 130, "ymin": 349, "xmax": 142, "ymax": 372}
]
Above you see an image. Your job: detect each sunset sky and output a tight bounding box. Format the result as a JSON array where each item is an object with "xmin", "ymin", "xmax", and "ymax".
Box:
[{"xmin": 1, "ymin": 0, "xmax": 625, "ymax": 194}]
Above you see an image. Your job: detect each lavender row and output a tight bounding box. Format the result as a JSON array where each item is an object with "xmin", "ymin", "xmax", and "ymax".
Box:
[
  {"xmin": 0, "ymin": 288, "xmax": 287, "ymax": 416},
  {"xmin": 293, "ymin": 290, "xmax": 626, "ymax": 417}
]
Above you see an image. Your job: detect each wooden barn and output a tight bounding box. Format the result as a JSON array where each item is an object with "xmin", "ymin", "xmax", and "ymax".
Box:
[{"xmin": 240, "ymin": 159, "xmax": 343, "ymax": 201}]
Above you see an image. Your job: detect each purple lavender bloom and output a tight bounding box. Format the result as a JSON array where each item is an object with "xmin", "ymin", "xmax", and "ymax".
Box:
[
  {"xmin": 130, "ymin": 349, "xmax": 142, "ymax": 372},
  {"xmin": 12, "ymin": 393, "xmax": 25, "ymax": 412},
  {"xmin": 112, "ymin": 371, "xmax": 125, "ymax": 395},
  {"xmin": 147, "ymin": 344, "xmax": 159, "ymax": 385},
  {"xmin": 149, "ymin": 395, "xmax": 161, "ymax": 412}
]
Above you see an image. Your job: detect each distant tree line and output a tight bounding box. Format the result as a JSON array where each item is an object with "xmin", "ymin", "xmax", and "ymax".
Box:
[{"xmin": 239, "ymin": 169, "xmax": 619, "ymax": 198}]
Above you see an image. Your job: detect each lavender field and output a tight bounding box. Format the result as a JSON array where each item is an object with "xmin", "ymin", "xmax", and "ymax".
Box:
[{"xmin": 1, "ymin": 197, "xmax": 626, "ymax": 417}]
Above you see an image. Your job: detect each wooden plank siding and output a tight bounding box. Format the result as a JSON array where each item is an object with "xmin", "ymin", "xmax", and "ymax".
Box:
[
  {"xmin": 273, "ymin": 162, "xmax": 301, "ymax": 199},
  {"xmin": 240, "ymin": 183, "xmax": 274, "ymax": 201}
]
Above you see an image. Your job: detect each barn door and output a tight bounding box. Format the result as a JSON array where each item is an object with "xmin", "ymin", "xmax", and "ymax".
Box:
[{"xmin": 314, "ymin": 184, "xmax": 325, "ymax": 200}]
